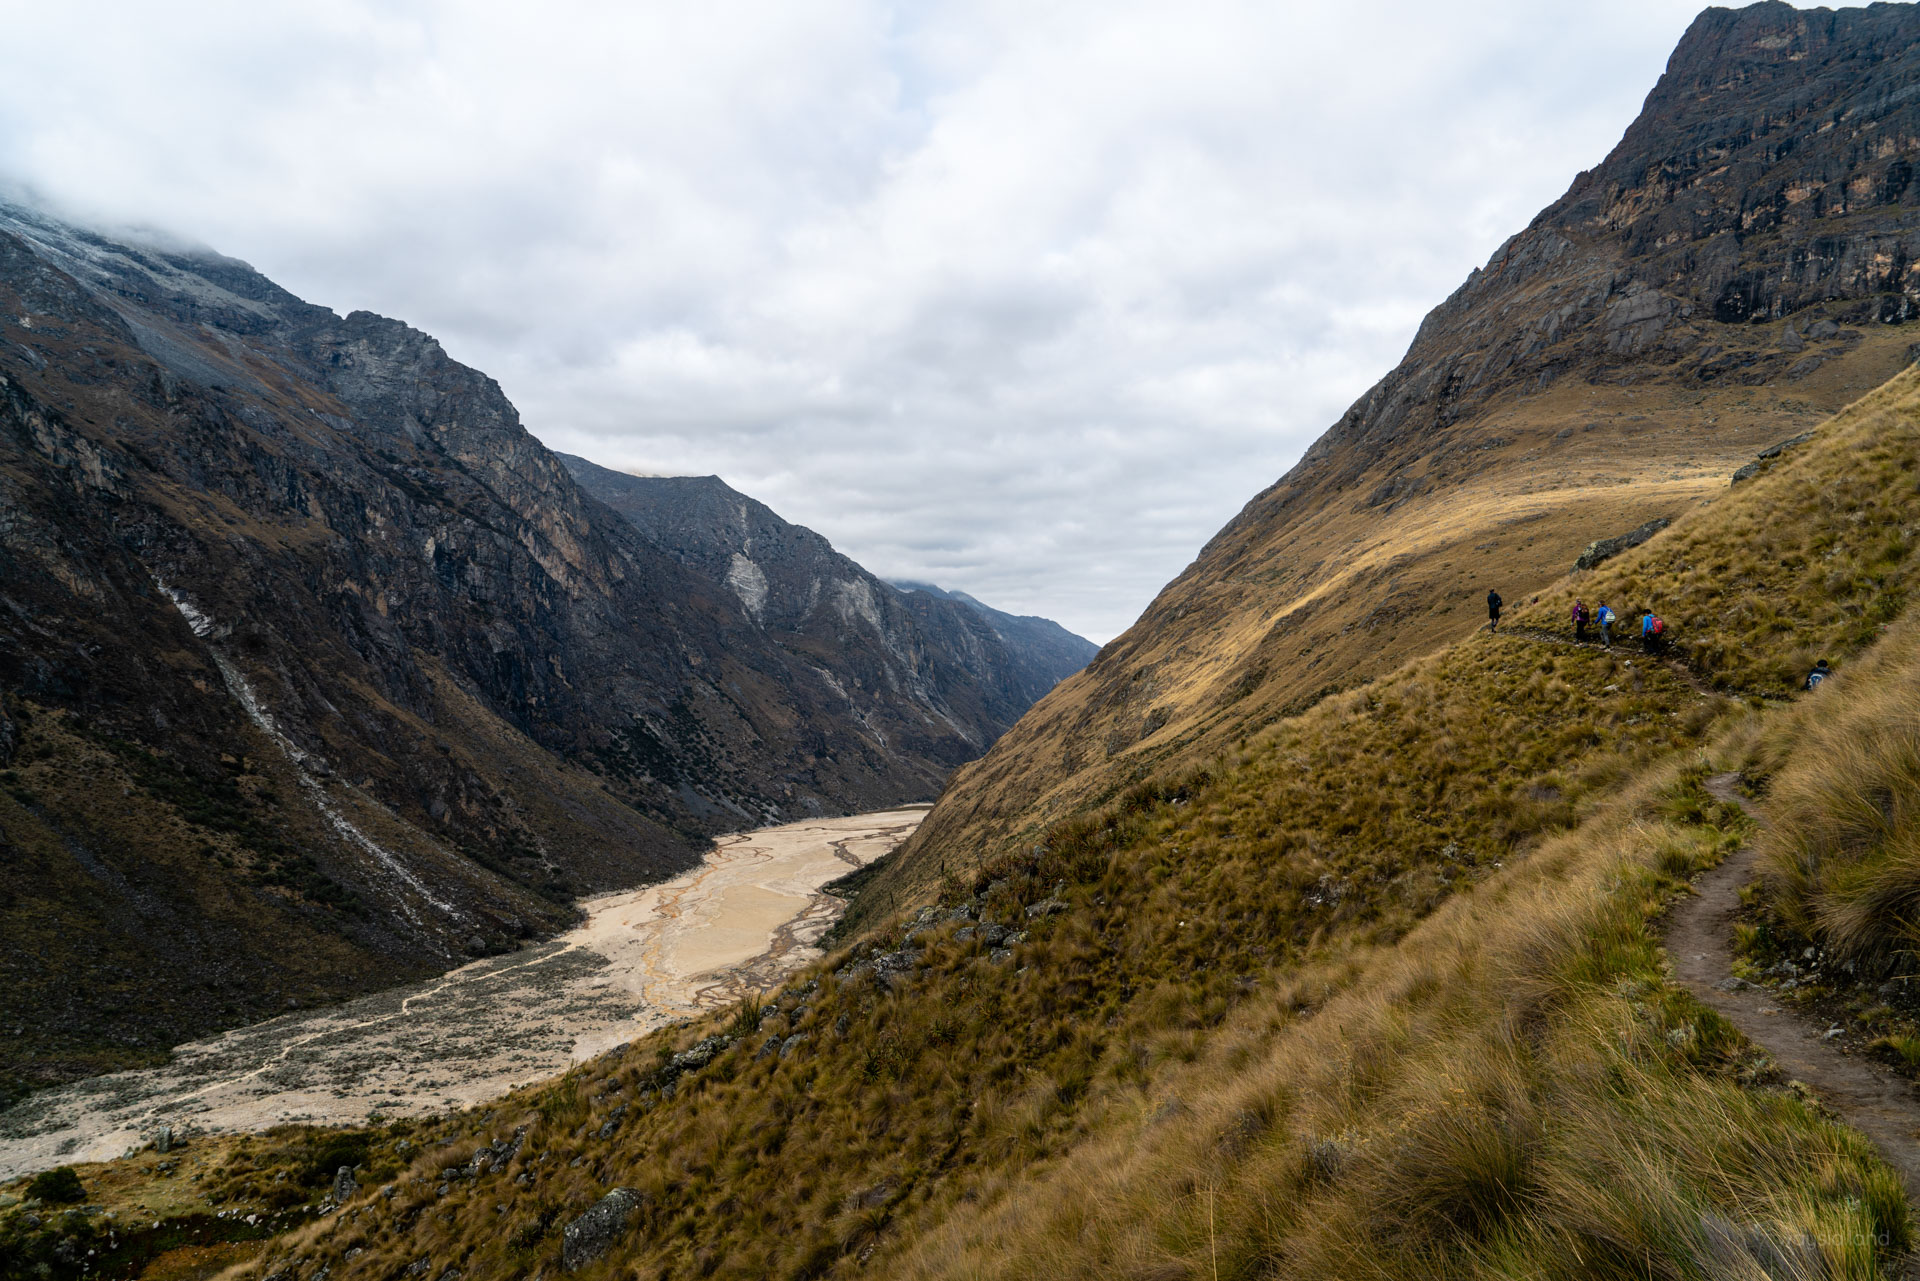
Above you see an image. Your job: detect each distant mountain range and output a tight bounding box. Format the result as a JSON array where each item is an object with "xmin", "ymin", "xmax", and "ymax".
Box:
[
  {"xmin": 0, "ymin": 203, "xmax": 1092, "ymax": 1098},
  {"xmin": 888, "ymin": 580, "xmax": 1100, "ymax": 682},
  {"xmin": 559, "ymin": 454, "xmax": 1096, "ymax": 763}
]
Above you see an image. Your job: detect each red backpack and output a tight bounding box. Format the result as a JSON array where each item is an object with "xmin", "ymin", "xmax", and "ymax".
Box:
[{"xmin": 1651, "ymin": 617, "xmax": 1665, "ymax": 636}]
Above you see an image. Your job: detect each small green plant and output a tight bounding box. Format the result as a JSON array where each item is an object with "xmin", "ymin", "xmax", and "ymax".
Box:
[
  {"xmin": 728, "ymin": 996, "xmax": 763, "ymax": 1040},
  {"xmin": 1871, "ymin": 1033, "xmax": 1920, "ymax": 1069},
  {"xmin": 299, "ymin": 1132, "xmax": 371, "ymax": 1187}
]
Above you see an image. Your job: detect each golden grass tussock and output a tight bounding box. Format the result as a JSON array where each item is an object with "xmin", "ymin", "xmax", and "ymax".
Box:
[
  {"xmin": 227, "ymin": 368, "xmax": 1920, "ymax": 1281},
  {"xmin": 1750, "ymin": 603, "xmax": 1920, "ymax": 976}
]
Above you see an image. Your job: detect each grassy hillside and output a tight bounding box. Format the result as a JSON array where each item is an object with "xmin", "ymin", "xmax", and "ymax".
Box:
[
  {"xmin": 124, "ymin": 365, "xmax": 1918, "ymax": 1281},
  {"xmin": 863, "ymin": 323, "xmax": 1920, "ymax": 929},
  {"xmin": 1510, "ymin": 372, "xmax": 1920, "ymax": 696}
]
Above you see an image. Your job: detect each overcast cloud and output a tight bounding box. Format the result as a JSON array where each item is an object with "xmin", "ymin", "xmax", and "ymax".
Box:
[{"xmin": 0, "ymin": 1, "xmax": 1845, "ymax": 641}]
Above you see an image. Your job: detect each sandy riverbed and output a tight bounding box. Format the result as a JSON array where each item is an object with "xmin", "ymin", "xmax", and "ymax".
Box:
[{"xmin": 0, "ymin": 807, "xmax": 924, "ymax": 1180}]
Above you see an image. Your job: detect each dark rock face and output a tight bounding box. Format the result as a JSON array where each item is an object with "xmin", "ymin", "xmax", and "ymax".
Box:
[
  {"xmin": 1237, "ymin": 1, "xmax": 1920, "ymax": 533},
  {"xmin": 561, "ymin": 456, "xmax": 1097, "ymax": 765},
  {"xmin": 0, "ymin": 203, "xmax": 1083, "ymax": 1098},
  {"xmin": 1574, "ymin": 518, "xmax": 1673, "ymax": 572},
  {"xmin": 561, "ymin": 1188, "xmax": 642, "ymax": 1272},
  {"xmin": 890, "ymin": 580, "xmax": 1099, "ymax": 698}
]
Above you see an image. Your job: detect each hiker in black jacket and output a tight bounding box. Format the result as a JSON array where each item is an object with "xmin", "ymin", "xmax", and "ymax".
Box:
[{"xmin": 1487, "ymin": 589, "xmax": 1503, "ymax": 633}]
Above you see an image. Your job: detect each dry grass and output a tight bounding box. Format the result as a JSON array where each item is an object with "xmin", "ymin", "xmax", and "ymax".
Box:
[
  {"xmin": 240, "ymin": 628, "xmax": 1731, "ymax": 1281},
  {"xmin": 885, "ymin": 765, "xmax": 1904, "ymax": 1281},
  {"xmin": 1513, "ymin": 369, "xmax": 1920, "ymax": 696},
  {"xmin": 862, "ymin": 327, "xmax": 1920, "ymax": 922},
  {"xmin": 1749, "ymin": 604, "xmax": 1920, "ymax": 976}
]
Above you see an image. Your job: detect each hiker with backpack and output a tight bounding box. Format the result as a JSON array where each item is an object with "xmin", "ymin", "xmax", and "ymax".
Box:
[
  {"xmin": 1487, "ymin": 588, "xmax": 1503, "ymax": 633},
  {"xmin": 1806, "ymin": 659, "xmax": 1832, "ymax": 690},
  {"xmin": 1572, "ymin": 599, "xmax": 1590, "ymax": 643},
  {"xmin": 1596, "ymin": 601, "xmax": 1616, "ymax": 648},
  {"xmin": 1640, "ymin": 609, "xmax": 1666, "ymax": 655}
]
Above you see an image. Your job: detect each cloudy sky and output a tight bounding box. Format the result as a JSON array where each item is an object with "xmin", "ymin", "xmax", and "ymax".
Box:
[{"xmin": 0, "ymin": 1, "xmax": 1831, "ymax": 641}]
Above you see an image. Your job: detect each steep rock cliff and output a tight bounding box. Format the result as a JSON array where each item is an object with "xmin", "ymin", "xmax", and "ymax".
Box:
[{"xmin": 560, "ymin": 457, "xmax": 1095, "ymax": 769}]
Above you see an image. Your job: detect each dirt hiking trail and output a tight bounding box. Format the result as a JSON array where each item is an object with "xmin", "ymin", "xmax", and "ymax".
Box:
[
  {"xmin": 1502, "ymin": 625, "xmax": 1746, "ymax": 701},
  {"xmin": 1668, "ymin": 775, "xmax": 1920, "ymax": 1214}
]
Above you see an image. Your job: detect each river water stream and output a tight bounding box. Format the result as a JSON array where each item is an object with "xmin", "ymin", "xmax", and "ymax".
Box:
[{"xmin": 0, "ymin": 807, "xmax": 925, "ymax": 1180}]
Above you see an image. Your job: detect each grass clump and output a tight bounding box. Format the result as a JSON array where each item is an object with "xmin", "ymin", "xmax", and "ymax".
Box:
[{"xmin": 1752, "ymin": 605, "xmax": 1920, "ymax": 979}]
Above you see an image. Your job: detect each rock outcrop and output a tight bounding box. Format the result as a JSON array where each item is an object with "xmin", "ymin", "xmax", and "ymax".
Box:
[
  {"xmin": 1731, "ymin": 431, "xmax": 1818, "ymax": 483},
  {"xmin": 561, "ymin": 1189, "xmax": 642, "ymax": 1272},
  {"xmin": 1574, "ymin": 518, "xmax": 1673, "ymax": 572}
]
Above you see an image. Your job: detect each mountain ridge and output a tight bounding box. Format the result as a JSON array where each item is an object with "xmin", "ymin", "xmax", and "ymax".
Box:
[
  {"xmin": 557, "ymin": 454, "xmax": 1096, "ymax": 758},
  {"xmin": 0, "ymin": 202, "xmax": 1080, "ymax": 1100},
  {"xmin": 856, "ymin": 0, "xmax": 1920, "ymax": 924}
]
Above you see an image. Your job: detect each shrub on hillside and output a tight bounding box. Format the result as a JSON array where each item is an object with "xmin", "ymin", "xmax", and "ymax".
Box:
[{"xmin": 26, "ymin": 1166, "xmax": 84, "ymax": 1204}]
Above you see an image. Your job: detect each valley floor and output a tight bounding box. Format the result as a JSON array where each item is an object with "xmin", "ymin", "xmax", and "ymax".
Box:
[{"xmin": 0, "ymin": 809, "xmax": 924, "ymax": 1182}]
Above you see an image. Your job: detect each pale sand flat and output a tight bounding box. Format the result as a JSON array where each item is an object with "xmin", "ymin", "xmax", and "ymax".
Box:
[{"xmin": 0, "ymin": 808, "xmax": 925, "ymax": 1181}]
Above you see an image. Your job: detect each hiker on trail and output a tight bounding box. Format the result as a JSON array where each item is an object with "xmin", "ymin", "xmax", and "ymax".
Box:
[
  {"xmin": 1572, "ymin": 599, "xmax": 1590, "ymax": 643},
  {"xmin": 1487, "ymin": 588, "xmax": 1503, "ymax": 633},
  {"xmin": 1596, "ymin": 601, "xmax": 1616, "ymax": 648},
  {"xmin": 1806, "ymin": 659, "xmax": 1832, "ymax": 690},
  {"xmin": 1640, "ymin": 609, "xmax": 1666, "ymax": 655}
]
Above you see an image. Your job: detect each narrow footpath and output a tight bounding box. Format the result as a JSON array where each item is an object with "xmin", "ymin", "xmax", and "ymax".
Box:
[
  {"xmin": 1668, "ymin": 775, "xmax": 1920, "ymax": 1207},
  {"xmin": 1502, "ymin": 625, "xmax": 1744, "ymax": 701}
]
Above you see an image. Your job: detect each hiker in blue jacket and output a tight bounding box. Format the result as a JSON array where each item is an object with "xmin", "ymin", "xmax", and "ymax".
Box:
[
  {"xmin": 1596, "ymin": 601, "xmax": 1616, "ymax": 648},
  {"xmin": 1640, "ymin": 608, "xmax": 1663, "ymax": 654}
]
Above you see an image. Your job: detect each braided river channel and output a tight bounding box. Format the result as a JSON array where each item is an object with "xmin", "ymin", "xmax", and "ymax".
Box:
[{"xmin": 0, "ymin": 807, "xmax": 926, "ymax": 1180}]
